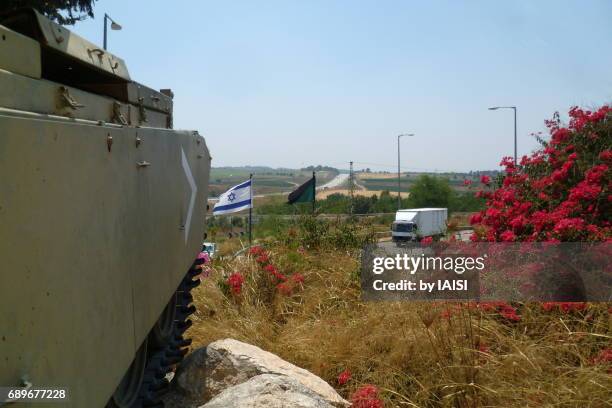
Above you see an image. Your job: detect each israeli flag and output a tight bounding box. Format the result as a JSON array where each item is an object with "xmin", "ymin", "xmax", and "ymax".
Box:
[{"xmin": 213, "ymin": 179, "xmax": 252, "ymax": 215}]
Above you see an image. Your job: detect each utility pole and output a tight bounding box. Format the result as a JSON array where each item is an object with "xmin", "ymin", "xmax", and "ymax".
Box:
[
  {"xmin": 349, "ymin": 161, "xmax": 354, "ymax": 216},
  {"xmin": 312, "ymin": 171, "xmax": 316, "ymax": 215},
  {"xmin": 397, "ymin": 133, "xmax": 414, "ymax": 210},
  {"xmin": 248, "ymin": 173, "xmax": 253, "ymax": 246},
  {"xmin": 488, "ymin": 106, "xmax": 517, "ymax": 165}
]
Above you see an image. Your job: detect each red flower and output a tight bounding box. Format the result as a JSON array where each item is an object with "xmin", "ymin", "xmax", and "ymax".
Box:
[
  {"xmin": 552, "ymin": 127, "xmax": 570, "ymax": 142},
  {"xmin": 248, "ymin": 246, "xmax": 264, "ymax": 256},
  {"xmin": 479, "ymin": 302, "xmax": 521, "ymax": 322},
  {"xmin": 463, "ymin": 179, "xmax": 472, "ymax": 186},
  {"xmin": 263, "ymin": 264, "xmax": 277, "ymax": 274},
  {"xmin": 469, "ymin": 213, "xmax": 482, "ymax": 225},
  {"xmin": 350, "ymin": 384, "xmax": 384, "ymax": 408},
  {"xmin": 584, "ymin": 164, "xmax": 608, "ymax": 185},
  {"xmin": 337, "ymin": 369, "xmax": 352, "ymax": 385},
  {"xmin": 599, "ymin": 150, "xmax": 612, "ymax": 162},
  {"xmin": 264, "ymin": 264, "xmax": 286, "ymax": 281},
  {"xmin": 255, "ymin": 253, "xmax": 270, "ymax": 265},
  {"xmin": 553, "ymin": 218, "xmax": 586, "ymax": 236},
  {"xmin": 541, "ymin": 302, "xmax": 586, "ymax": 313},
  {"xmin": 291, "ymin": 273, "xmax": 305, "ymax": 285},
  {"xmin": 227, "ymin": 273, "xmax": 245, "ymax": 295},
  {"xmin": 276, "ymin": 282, "xmax": 293, "ymax": 296},
  {"xmin": 591, "ymin": 348, "xmax": 612, "ymax": 365},
  {"xmin": 420, "ymin": 236, "xmax": 433, "ymax": 245},
  {"xmin": 499, "ymin": 306, "xmax": 521, "ymax": 322},
  {"xmin": 480, "ymin": 175, "xmax": 491, "ymax": 185}
]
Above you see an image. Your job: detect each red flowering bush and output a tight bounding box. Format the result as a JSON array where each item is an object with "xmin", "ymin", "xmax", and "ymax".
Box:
[
  {"xmin": 350, "ymin": 384, "xmax": 384, "ymax": 408},
  {"xmin": 541, "ymin": 302, "xmax": 587, "ymax": 313},
  {"xmin": 477, "ymin": 301, "xmax": 521, "ymax": 322},
  {"xmin": 291, "ymin": 273, "xmax": 305, "ymax": 285},
  {"xmin": 248, "ymin": 245, "xmax": 265, "ymax": 256},
  {"xmin": 264, "ymin": 263, "xmax": 287, "ymax": 281},
  {"xmin": 337, "ymin": 369, "xmax": 352, "ymax": 386},
  {"xmin": 470, "ymin": 105, "xmax": 611, "ymax": 243},
  {"xmin": 255, "ymin": 253, "xmax": 270, "ymax": 265},
  {"xmin": 468, "ymin": 106, "xmax": 611, "ymax": 316},
  {"xmin": 249, "ymin": 246, "xmax": 305, "ymax": 296},
  {"xmin": 226, "ymin": 272, "xmax": 245, "ymax": 295},
  {"xmin": 276, "ymin": 282, "xmax": 293, "ymax": 296}
]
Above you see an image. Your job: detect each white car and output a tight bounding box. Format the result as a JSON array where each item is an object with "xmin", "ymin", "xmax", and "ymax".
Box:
[{"xmin": 202, "ymin": 242, "xmax": 217, "ymax": 258}]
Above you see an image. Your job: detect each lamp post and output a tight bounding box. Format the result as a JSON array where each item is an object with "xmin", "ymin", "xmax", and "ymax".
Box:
[
  {"xmin": 397, "ymin": 133, "xmax": 414, "ymax": 210},
  {"xmin": 103, "ymin": 13, "xmax": 122, "ymax": 50},
  {"xmin": 488, "ymin": 106, "xmax": 517, "ymax": 165}
]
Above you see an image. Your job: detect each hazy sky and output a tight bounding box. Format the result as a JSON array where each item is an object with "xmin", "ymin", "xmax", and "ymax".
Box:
[{"xmin": 72, "ymin": 0, "xmax": 612, "ymax": 172}]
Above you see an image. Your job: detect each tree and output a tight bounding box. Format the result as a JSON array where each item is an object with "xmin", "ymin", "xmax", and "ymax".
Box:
[
  {"xmin": 0, "ymin": 0, "xmax": 96, "ymax": 25},
  {"xmin": 352, "ymin": 196, "xmax": 372, "ymax": 214},
  {"xmin": 450, "ymin": 191, "xmax": 485, "ymax": 212},
  {"xmin": 406, "ymin": 175, "xmax": 453, "ymax": 209}
]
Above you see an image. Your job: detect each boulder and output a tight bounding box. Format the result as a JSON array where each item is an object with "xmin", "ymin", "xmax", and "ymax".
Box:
[
  {"xmin": 199, "ymin": 374, "xmax": 335, "ymax": 408},
  {"xmin": 174, "ymin": 339, "xmax": 349, "ymax": 407}
]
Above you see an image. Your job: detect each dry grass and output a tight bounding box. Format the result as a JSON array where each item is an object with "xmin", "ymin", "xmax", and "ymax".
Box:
[{"xmin": 187, "ymin": 246, "xmax": 612, "ymax": 407}]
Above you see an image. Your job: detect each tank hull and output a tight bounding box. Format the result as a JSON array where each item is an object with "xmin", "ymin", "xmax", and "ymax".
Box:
[{"xmin": 0, "ymin": 110, "xmax": 210, "ymax": 407}]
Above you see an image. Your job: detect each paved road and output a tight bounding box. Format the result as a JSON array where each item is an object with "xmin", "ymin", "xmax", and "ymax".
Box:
[{"xmin": 317, "ymin": 173, "xmax": 348, "ymax": 189}]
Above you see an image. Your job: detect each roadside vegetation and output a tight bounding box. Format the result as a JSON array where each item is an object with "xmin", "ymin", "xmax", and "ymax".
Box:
[
  {"xmin": 192, "ymin": 105, "xmax": 611, "ymax": 407},
  {"xmin": 189, "ymin": 223, "xmax": 611, "ymax": 407}
]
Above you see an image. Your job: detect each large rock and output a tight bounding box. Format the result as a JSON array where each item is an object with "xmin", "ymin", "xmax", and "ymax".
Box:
[
  {"xmin": 199, "ymin": 374, "xmax": 335, "ymax": 408},
  {"xmin": 174, "ymin": 339, "xmax": 349, "ymax": 407}
]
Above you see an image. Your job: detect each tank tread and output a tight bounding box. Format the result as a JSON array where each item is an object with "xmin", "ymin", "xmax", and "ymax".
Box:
[
  {"xmin": 121, "ymin": 256, "xmax": 201, "ymax": 408},
  {"xmin": 180, "ymin": 277, "xmax": 200, "ymax": 291}
]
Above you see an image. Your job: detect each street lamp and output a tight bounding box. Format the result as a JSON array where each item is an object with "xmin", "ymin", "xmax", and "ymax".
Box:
[
  {"xmin": 488, "ymin": 106, "xmax": 517, "ymax": 165},
  {"xmin": 397, "ymin": 133, "xmax": 414, "ymax": 210},
  {"xmin": 103, "ymin": 13, "xmax": 122, "ymax": 50}
]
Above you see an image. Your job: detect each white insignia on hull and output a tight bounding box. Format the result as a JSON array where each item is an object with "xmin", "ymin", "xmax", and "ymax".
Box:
[{"xmin": 181, "ymin": 147, "xmax": 198, "ymax": 244}]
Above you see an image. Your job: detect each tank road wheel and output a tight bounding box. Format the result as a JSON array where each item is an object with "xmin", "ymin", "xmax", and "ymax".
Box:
[
  {"xmin": 107, "ymin": 339, "xmax": 148, "ymax": 408},
  {"xmin": 106, "ymin": 257, "xmax": 202, "ymax": 408},
  {"xmin": 150, "ymin": 293, "xmax": 178, "ymax": 348}
]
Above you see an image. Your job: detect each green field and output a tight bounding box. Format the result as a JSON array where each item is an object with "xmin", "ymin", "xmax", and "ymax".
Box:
[
  {"xmin": 209, "ymin": 167, "xmax": 337, "ymax": 197},
  {"xmin": 359, "ymin": 173, "xmax": 489, "ymax": 193}
]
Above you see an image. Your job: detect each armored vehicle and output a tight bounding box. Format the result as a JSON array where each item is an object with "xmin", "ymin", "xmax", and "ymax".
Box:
[{"xmin": 0, "ymin": 9, "xmax": 210, "ymax": 407}]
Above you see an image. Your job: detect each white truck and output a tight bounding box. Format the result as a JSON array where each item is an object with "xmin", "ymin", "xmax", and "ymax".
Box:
[{"xmin": 392, "ymin": 208, "xmax": 448, "ymax": 242}]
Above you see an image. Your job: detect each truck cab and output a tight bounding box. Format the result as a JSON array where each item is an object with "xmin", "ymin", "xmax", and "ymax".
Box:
[{"xmin": 391, "ymin": 220, "xmax": 417, "ymax": 241}]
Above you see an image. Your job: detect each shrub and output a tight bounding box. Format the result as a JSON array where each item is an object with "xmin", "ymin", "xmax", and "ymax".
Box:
[
  {"xmin": 470, "ymin": 105, "xmax": 611, "ymax": 242},
  {"xmin": 350, "ymin": 384, "xmax": 384, "ymax": 408},
  {"xmin": 283, "ymin": 216, "xmax": 375, "ymax": 250}
]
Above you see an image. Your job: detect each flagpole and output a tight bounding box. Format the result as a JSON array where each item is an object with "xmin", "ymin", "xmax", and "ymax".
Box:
[
  {"xmin": 312, "ymin": 171, "xmax": 316, "ymax": 215},
  {"xmin": 249, "ymin": 173, "xmax": 253, "ymax": 247}
]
